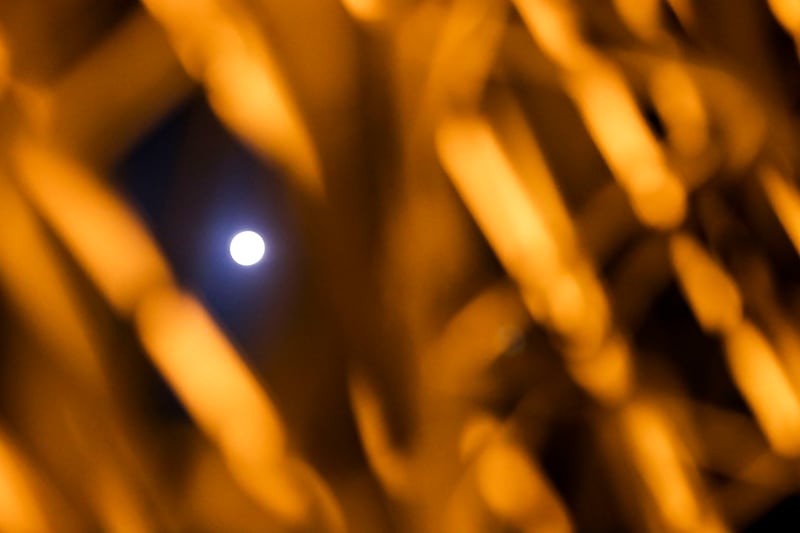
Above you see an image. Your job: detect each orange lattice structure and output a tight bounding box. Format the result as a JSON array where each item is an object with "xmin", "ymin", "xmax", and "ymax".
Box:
[{"xmin": 2, "ymin": 1, "xmax": 800, "ymax": 531}]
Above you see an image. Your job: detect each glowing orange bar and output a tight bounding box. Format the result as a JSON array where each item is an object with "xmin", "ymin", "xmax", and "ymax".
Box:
[
  {"xmin": 475, "ymin": 439, "xmax": 573, "ymax": 532},
  {"xmin": 141, "ymin": 0, "xmax": 323, "ymax": 196},
  {"xmin": 567, "ymin": 334, "xmax": 633, "ymax": 405},
  {"xmin": 0, "ymin": 175, "xmax": 107, "ymax": 388},
  {"xmin": 135, "ymin": 288, "xmax": 287, "ymax": 490},
  {"xmin": 437, "ymin": 113, "xmax": 561, "ymax": 292},
  {"xmin": 620, "ymin": 402, "xmax": 728, "ymax": 532},
  {"xmin": 0, "ymin": 431, "xmax": 49, "ymax": 533},
  {"xmin": 134, "ymin": 285, "xmax": 345, "ymax": 530},
  {"xmin": 761, "ymin": 166, "xmax": 800, "ymax": 255},
  {"xmin": 670, "ymin": 233, "xmax": 743, "ymax": 335},
  {"xmin": 11, "ymin": 143, "xmax": 172, "ymax": 316},
  {"xmin": 724, "ymin": 322, "xmax": 800, "ymax": 457},
  {"xmin": 514, "ymin": 0, "xmax": 687, "ymax": 229}
]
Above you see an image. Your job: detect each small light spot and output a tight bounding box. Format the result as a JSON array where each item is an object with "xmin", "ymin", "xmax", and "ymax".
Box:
[{"xmin": 229, "ymin": 230, "xmax": 266, "ymax": 266}]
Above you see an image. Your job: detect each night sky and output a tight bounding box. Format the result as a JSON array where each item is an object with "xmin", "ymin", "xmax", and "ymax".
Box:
[{"xmin": 115, "ymin": 93, "xmax": 299, "ymax": 359}]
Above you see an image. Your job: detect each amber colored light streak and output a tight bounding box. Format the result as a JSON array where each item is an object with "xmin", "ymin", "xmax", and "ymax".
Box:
[
  {"xmin": 724, "ymin": 322, "xmax": 800, "ymax": 457},
  {"xmin": 475, "ymin": 440, "xmax": 572, "ymax": 532},
  {"xmin": 134, "ymin": 288, "xmax": 297, "ymax": 512},
  {"xmin": 620, "ymin": 403, "xmax": 727, "ymax": 533},
  {"xmin": 11, "ymin": 142, "xmax": 172, "ymax": 316},
  {"xmin": 141, "ymin": 0, "xmax": 323, "ymax": 196},
  {"xmin": 545, "ymin": 266, "xmax": 609, "ymax": 354},
  {"xmin": 489, "ymin": 95, "xmax": 612, "ymax": 348},
  {"xmin": 568, "ymin": 68, "xmax": 686, "ymax": 229},
  {"xmin": 670, "ymin": 231, "xmax": 800, "ymax": 457},
  {"xmin": 436, "ymin": 114, "xmax": 560, "ymax": 319},
  {"xmin": 348, "ymin": 371, "xmax": 411, "ymax": 499},
  {"xmin": 9, "ymin": 139, "xmax": 344, "ymax": 531},
  {"xmin": 761, "ymin": 166, "xmax": 800, "ymax": 255},
  {"xmin": 91, "ymin": 465, "xmax": 153, "ymax": 533},
  {"xmin": 669, "ymin": 233, "xmax": 743, "ymax": 335},
  {"xmin": 135, "ymin": 286, "xmax": 344, "ymax": 531},
  {"xmin": 437, "ymin": 112, "xmax": 632, "ymax": 403},
  {"xmin": 567, "ymin": 333, "xmax": 633, "ymax": 406},
  {"xmin": 416, "ymin": 0, "xmax": 508, "ymax": 124},
  {"xmin": 491, "ymin": 96, "xmax": 579, "ymax": 253},
  {"xmin": 762, "ymin": 308, "xmax": 800, "ymax": 400},
  {"xmin": 436, "ymin": 112, "xmax": 599, "ymax": 341},
  {"xmin": 430, "ymin": 282, "xmax": 529, "ymax": 385},
  {"xmin": 5, "ymin": 0, "xmax": 800, "ymax": 530},
  {"xmin": 0, "ymin": 431, "xmax": 49, "ymax": 533},
  {"xmin": 458, "ymin": 413, "xmax": 501, "ymax": 462},
  {"xmin": 514, "ymin": 0, "xmax": 687, "ymax": 230},
  {"xmin": 0, "ymin": 175, "xmax": 107, "ymax": 389}
]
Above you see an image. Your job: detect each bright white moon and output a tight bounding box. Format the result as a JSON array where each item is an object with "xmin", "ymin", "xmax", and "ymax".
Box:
[{"xmin": 229, "ymin": 230, "xmax": 266, "ymax": 266}]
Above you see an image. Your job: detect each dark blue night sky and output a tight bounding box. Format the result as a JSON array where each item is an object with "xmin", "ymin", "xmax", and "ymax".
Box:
[{"xmin": 115, "ymin": 94, "xmax": 297, "ymax": 356}]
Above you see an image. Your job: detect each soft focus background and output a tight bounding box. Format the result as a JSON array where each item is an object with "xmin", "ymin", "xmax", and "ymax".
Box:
[{"xmin": 2, "ymin": 0, "xmax": 800, "ymax": 531}]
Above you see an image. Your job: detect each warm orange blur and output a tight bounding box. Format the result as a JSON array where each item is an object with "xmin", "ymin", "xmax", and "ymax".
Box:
[{"xmin": 1, "ymin": 1, "xmax": 800, "ymax": 531}]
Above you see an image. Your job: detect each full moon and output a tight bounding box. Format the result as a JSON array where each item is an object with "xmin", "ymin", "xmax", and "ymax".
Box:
[{"xmin": 229, "ymin": 230, "xmax": 266, "ymax": 266}]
